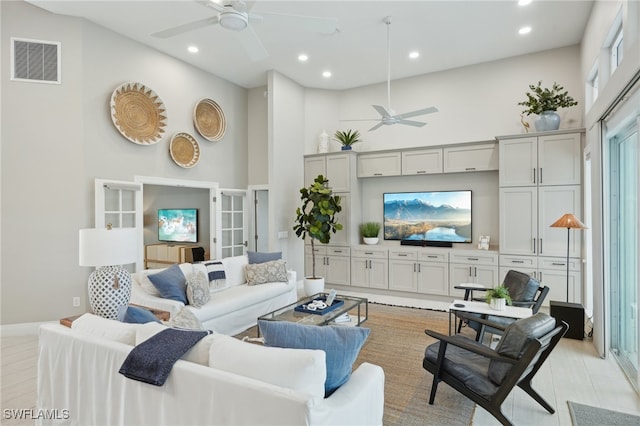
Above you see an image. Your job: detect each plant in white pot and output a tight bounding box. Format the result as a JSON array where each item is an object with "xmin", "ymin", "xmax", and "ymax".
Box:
[
  {"xmin": 360, "ymin": 222, "xmax": 381, "ymax": 245},
  {"xmin": 485, "ymin": 285, "xmax": 512, "ymax": 311},
  {"xmin": 293, "ymin": 175, "xmax": 343, "ymax": 296},
  {"xmin": 518, "ymin": 81, "xmax": 578, "ymax": 132}
]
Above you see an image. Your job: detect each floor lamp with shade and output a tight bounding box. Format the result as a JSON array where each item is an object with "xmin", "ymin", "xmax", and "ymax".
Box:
[{"xmin": 549, "ymin": 213, "xmax": 587, "ymax": 339}]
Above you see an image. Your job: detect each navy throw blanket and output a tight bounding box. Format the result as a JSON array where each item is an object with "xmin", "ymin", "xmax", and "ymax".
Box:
[{"xmin": 119, "ymin": 328, "xmax": 211, "ymax": 386}]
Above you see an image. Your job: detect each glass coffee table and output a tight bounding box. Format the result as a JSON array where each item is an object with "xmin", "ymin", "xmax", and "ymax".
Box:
[{"xmin": 257, "ymin": 293, "xmax": 368, "ymax": 337}]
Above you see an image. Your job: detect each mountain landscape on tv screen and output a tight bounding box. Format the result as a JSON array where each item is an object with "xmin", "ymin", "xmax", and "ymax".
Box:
[{"xmin": 384, "ymin": 198, "xmax": 471, "ymax": 242}]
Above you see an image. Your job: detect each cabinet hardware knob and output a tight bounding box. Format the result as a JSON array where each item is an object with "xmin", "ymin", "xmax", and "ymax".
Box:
[
  {"xmin": 417, "ymin": 170, "xmax": 426, "ymax": 174},
  {"xmin": 465, "ymin": 167, "xmax": 476, "ymax": 171},
  {"xmin": 512, "ymin": 260, "xmax": 524, "ymax": 264}
]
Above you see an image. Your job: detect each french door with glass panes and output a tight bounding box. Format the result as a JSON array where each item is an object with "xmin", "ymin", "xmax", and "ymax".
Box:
[{"xmin": 217, "ymin": 190, "xmax": 249, "ymax": 258}]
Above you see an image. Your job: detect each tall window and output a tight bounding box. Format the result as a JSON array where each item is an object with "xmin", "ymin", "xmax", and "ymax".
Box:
[{"xmin": 610, "ymin": 24, "xmax": 624, "ymax": 74}]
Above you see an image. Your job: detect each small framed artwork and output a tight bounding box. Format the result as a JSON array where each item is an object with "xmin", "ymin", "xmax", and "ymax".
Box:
[{"xmin": 478, "ymin": 235, "xmax": 490, "ymax": 250}]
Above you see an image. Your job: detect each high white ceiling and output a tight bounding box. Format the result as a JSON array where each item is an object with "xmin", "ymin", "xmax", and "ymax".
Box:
[{"xmin": 26, "ymin": 0, "xmax": 594, "ymax": 90}]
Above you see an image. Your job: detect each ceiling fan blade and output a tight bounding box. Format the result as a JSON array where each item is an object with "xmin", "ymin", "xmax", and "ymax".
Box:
[
  {"xmin": 393, "ymin": 106, "xmax": 439, "ymax": 120},
  {"xmin": 340, "ymin": 119, "xmax": 380, "ymax": 122},
  {"xmin": 236, "ymin": 25, "xmax": 268, "ymax": 61},
  {"xmin": 372, "ymin": 105, "xmax": 391, "ymax": 118},
  {"xmin": 369, "ymin": 122, "xmax": 385, "ymax": 132},
  {"xmin": 152, "ymin": 17, "xmax": 218, "ymax": 38},
  {"xmin": 257, "ymin": 11, "xmax": 337, "ymax": 34},
  {"xmin": 397, "ymin": 119, "xmax": 427, "ymax": 127}
]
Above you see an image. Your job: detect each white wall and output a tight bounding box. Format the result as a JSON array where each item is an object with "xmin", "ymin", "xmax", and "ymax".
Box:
[
  {"xmin": 1, "ymin": 1, "xmax": 248, "ymax": 324},
  {"xmin": 248, "ymin": 86, "xmax": 268, "ymax": 185},
  {"xmin": 303, "ymin": 46, "xmax": 583, "ymax": 154}
]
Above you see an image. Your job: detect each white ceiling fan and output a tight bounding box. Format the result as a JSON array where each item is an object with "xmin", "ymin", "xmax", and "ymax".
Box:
[
  {"xmin": 344, "ymin": 16, "xmax": 438, "ymax": 132},
  {"xmin": 151, "ymin": 0, "xmax": 338, "ymax": 62}
]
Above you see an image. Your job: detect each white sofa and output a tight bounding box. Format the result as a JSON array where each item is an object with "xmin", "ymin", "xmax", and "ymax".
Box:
[
  {"xmin": 130, "ymin": 255, "xmax": 298, "ymax": 335},
  {"xmin": 37, "ymin": 318, "xmax": 385, "ymax": 426}
]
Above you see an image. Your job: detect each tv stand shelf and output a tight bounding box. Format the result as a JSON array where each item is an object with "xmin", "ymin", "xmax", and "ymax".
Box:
[{"xmin": 145, "ymin": 243, "xmax": 204, "ymax": 269}]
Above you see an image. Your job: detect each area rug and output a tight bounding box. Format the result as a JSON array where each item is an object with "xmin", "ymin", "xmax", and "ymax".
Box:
[{"xmin": 568, "ymin": 401, "xmax": 640, "ymax": 426}]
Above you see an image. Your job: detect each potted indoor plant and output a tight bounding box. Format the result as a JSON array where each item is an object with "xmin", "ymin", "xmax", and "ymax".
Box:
[
  {"xmin": 293, "ymin": 174, "xmax": 343, "ymax": 296},
  {"xmin": 518, "ymin": 81, "xmax": 578, "ymax": 131},
  {"xmin": 360, "ymin": 222, "xmax": 381, "ymax": 245},
  {"xmin": 334, "ymin": 129, "xmax": 361, "ymax": 150},
  {"xmin": 485, "ymin": 285, "xmax": 512, "ymax": 311}
]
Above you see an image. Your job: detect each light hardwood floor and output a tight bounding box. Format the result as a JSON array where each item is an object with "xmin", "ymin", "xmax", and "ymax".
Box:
[{"xmin": 2, "ymin": 331, "xmax": 639, "ymax": 425}]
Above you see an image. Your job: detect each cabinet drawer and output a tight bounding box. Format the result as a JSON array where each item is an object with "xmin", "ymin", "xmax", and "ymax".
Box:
[
  {"xmin": 351, "ymin": 247, "xmax": 388, "ymax": 259},
  {"xmin": 539, "ymin": 257, "xmax": 581, "ymax": 271},
  {"xmin": 401, "ymin": 149, "xmax": 443, "ymax": 175},
  {"xmin": 357, "ymin": 152, "xmax": 402, "ymax": 177},
  {"xmin": 327, "ymin": 247, "xmax": 350, "ymax": 256},
  {"xmin": 450, "ymin": 251, "xmax": 498, "ymax": 265},
  {"xmin": 499, "ymin": 255, "xmax": 538, "ymax": 268},
  {"xmin": 389, "ymin": 249, "xmax": 417, "ymax": 260},
  {"xmin": 418, "ymin": 251, "xmax": 448, "ymax": 263},
  {"xmin": 304, "ymin": 245, "xmax": 327, "ymax": 256}
]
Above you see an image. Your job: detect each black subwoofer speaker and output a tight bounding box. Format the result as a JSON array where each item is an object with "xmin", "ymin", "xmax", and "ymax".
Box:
[{"xmin": 549, "ymin": 301, "xmax": 584, "ymax": 340}]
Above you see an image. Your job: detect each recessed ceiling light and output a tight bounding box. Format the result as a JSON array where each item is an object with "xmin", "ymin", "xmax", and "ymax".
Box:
[
  {"xmin": 298, "ymin": 54, "xmax": 308, "ymax": 62},
  {"xmin": 187, "ymin": 45, "xmax": 199, "ymax": 53},
  {"xmin": 322, "ymin": 71, "xmax": 332, "ymax": 78},
  {"xmin": 518, "ymin": 0, "xmax": 532, "ymax": 6},
  {"xmin": 409, "ymin": 51, "xmax": 420, "ymax": 59},
  {"xmin": 519, "ymin": 26, "xmax": 532, "ymax": 35}
]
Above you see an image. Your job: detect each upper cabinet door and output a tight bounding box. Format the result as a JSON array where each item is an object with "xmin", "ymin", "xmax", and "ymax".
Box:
[
  {"xmin": 325, "ymin": 154, "xmax": 351, "ymax": 192},
  {"xmin": 304, "ymin": 156, "xmax": 326, "ymax": 188},
  {"xmin": 443, "ymin": 142, "xmax": 498, "ymax": 173},
  {"xmin": 357, "ymin": 152, "xmax": 402, "ymax": 177},
  {"xmin": 538, "ymin": 133, "xmax": 582, "ymax": 186},
  {"xmin": 402, "ymin": 149, "xmax": 443, "ymax": 175},
  {"xmin": 499, "ymin": 137, "xmax": 538, "ymax": 187}
]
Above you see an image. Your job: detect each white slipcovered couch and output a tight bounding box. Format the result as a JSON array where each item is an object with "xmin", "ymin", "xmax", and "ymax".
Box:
[
  {"xmin": 37, "ymin": 316, "xmax": 385, "ymax": 426},
  {"xmin": 130, "ymin": 254, "xmax": 298, "ymax": 335}
]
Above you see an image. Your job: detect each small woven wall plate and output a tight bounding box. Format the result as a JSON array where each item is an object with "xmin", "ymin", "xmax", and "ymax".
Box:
[
  {"xmin": 193, "ymin": 98, "xmax": 226, "ymax": 141},
  {"xmin": 110, "ymin": 82, "xmax": 167, "ymax": 145},
  {"xmin": 170, "ymin": 132, "xmax": 200, "ymax": 168}
]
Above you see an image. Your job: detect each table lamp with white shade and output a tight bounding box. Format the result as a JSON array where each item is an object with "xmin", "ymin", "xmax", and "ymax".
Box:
[{"xmin": 79, "ymin": 225, "xmax": 138, "ymax": 319}]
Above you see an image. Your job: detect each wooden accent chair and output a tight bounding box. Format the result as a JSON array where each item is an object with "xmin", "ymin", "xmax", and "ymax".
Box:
[{"xmin": 423, "ymin": 313, "xmax": 568, "ymax": 426}]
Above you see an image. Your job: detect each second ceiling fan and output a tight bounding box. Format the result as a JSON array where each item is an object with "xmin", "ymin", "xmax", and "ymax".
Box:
[{"xmin": 345, "ymin": 16, "xmax": 438, "ymax": 132}]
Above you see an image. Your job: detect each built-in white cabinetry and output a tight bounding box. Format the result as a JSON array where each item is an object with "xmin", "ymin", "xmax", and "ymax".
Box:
[
  {"xmin": 498, "ymin": 130, "xmax": 584, "ymax": 303},
  {"xmin": 499, "ymin": 255, "xmax": 582, "ymax": 305},
  {"xmin": 350, "ymin": 246, "xmax": 388, "ymax": 289},
  {"xmin": 443, "ymin": 142, "xmax": 498, "ymax": 173},
  {"xmin": 388, "ymin": 248, "xmax": 450, "ymax": 296},
  {"xmin": 357, "ymin": 152, "xmax": 401, "ymax": 178},
  {"xmin": 304, "ymin": 152, "xmax": 352, "ymax": 192},
  {"xmin": 401, "ymin": 149, "xmax": 443, "ymax": 175},
  {"xmin": 449, "ymin": 250, "xmax": 499, "ymax": 298},
  {"xmin": 304, "ymin": 245, "xmax": 350, "ymax": 286}
]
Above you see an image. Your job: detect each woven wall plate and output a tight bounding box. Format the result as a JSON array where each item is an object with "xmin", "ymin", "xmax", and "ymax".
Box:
[
  {"xmin": 170, "ymin": 132, "xmax": 200, "ymax": 168},
  {"xmin": 110, "ymin": 82, "xmax": 167, "ymax": 145},
  {"xmin": 193, "ymin": 98, "xmax": 226, "ymax": 141}
]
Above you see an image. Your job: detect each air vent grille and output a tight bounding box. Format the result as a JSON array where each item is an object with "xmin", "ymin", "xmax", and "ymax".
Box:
[{"xmin": 11, "ymin": 38, "xmax": 61, "ymax": 84}]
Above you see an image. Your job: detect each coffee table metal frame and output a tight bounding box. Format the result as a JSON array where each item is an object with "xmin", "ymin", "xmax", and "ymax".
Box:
[{"xmin": 257, "ymin": 293, "xmax": 368, "ymax": 337}]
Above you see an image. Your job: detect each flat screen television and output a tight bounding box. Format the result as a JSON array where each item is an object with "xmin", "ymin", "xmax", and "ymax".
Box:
[
  {"xmin": 158, "ymin": 208, "xmax": 198, "ymax": 243},
  {"xmin": 383, "ymin": 190, "xmax": 472, "ymax": 243}
]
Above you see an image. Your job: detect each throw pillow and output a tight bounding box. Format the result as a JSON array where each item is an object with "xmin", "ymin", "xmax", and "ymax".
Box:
[
  {"xmin": 247, "ymin": 251, "xmax": 282, "ymax": 264},
  {"xmin": 258, "ymin": 320, "xmax": 370, "ymax": 396},
  {"xmin": 208, "ymin": 334, "xmax": 326, "ymax": 398},
  {"xmin": 244, "ymin": 259, "xmax": 288, "ymax": 285},
  {"xmin": 220, "ymin": 255, "xmax": 248, "ymax": 287},
  {"xmin": 168, "ymin": 307, "xmax": 204, "ymax": 330},
  {"xmin": 136, "ymin": 322, "xmax": 216, "ymax": 366},
  {"xmin": 199, "ymin": 261, "xmax": 228, "ymax": 292},
  {"xmin": 116, "ymin": 305, "xmax": 161, "ymax": 324},
  {"xmin": 147, "ymin": 263, "xmax": 187, "ymax": 304},
  {"xmin": 71, "ymin": 313, "xmax": 138, "ymax": 345},
  {"xmin": 186, "ymin": 271, "xmax": 210, "ymax": 308}
]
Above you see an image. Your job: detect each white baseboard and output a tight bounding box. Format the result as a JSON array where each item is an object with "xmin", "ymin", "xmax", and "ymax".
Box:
[{"xmin": 1, "ymin": 321, "xmax": 56, "ymax": 336}]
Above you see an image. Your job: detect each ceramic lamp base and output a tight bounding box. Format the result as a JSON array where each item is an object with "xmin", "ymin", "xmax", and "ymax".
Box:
[{"xmin": 88, "ymin": 265, "xmax": 132, "ymax": 319}]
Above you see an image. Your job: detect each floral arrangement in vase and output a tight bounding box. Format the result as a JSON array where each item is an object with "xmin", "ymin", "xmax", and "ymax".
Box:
[{"xmin": 518, "ymin": 81, "xmax": 578, "ymax": 131}]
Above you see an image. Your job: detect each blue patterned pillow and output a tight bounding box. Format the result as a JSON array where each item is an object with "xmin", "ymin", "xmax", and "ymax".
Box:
[
  {"xmin": 117, "ymin": 305, "xmax": 160, "ymax": 324},
  {"xmin": 147, "ymin": 264, "xmax": 187, "ymax": 304},
  {"xmin": 247, "ymin": 251, "xmax": 282, "ymax": 264},
  {"xmin": 258, "ymin": 320, "xmax": 370, "ymax": 396}
]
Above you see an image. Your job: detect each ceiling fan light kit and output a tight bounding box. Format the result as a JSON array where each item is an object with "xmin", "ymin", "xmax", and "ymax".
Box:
[{"xmin": 218, "ymin": 10, "xmax": 248, "ymax": 31}]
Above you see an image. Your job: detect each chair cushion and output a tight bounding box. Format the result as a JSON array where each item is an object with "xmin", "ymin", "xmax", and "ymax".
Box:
[
  {"xmin": 424, "ymin": 340, "xmax": 498, "ymax": 399},
  {"xmin": 503, "ymin": 270, "xmax": 539, "ymax": 302},
  {"xmin": 488, "ymin": 312, "xmax": 556, "ymax": 384},
  {"xmin": 258, "ymin": 320, "xmax": 369, "ymax": 396}
]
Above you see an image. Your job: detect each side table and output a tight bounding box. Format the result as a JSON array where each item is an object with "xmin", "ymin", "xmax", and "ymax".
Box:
[{"xmin": 60, "ymin": 304, "xmax": 170, "ymax": 327}]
